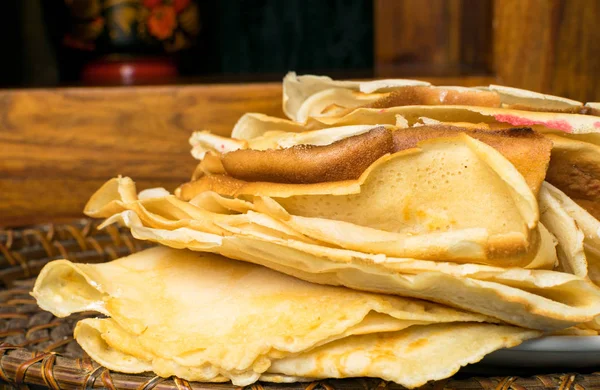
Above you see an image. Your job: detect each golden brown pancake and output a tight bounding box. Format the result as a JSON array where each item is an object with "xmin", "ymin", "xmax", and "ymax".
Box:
[
  {"xmin": 191, "ymin": 125, "xmax": 550, "ymax": 199},
  {"xmin": 363, "ymin": 86, "xmax": 501, "ymax": 110},
  {"xmin": 392, "ymin": 125, "xmax": 552, "ymax": 196},
  {"xmin": 221, "ymin": 126, "xmax": 394, "ymax": 184}
]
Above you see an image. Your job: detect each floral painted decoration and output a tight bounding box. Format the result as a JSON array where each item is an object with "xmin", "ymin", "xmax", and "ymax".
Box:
[{"xmin": 64, "ymin": 0, "xmax": 200, "ymax": 53}]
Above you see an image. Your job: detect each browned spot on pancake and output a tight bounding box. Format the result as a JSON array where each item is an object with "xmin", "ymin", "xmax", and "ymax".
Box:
[
  {"xmin": 363, "ymin": 86, "xmax": 501, "ymax": 109},
  {"xmin": 406, "ymin": 338, "xmax": 428, "ymax": 352},
  {"xmin": 392, "ymin": 125, "xmax": 552, "ymax": 196},
  {"xmin": 220, "ymin": 127, "xmax": 394, "ymax": 184}
]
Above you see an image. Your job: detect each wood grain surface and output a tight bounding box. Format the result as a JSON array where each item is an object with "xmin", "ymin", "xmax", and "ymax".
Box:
[
  {"xmin": 0, "ymin": 83, "xmax": 283, "ymax": 226},
  {"xmin": 375, "ymin": 0, "xmax": 493, "ymax": 77},
  {"xmin": 493, "ymin": 0, "xmax": 600, "ymax": 102}
]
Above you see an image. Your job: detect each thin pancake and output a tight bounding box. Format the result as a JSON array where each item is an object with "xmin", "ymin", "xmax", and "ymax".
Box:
[
  {"xmin": 233, "ymin": 106, "xmax": 600, "ymax": 135},
  {"xmin": 178, "ymin": 135, "xmax": 540, "ymax": 263},
  {"xmin": 294, "ymin": 86, "xmax": 501, "ymax": 123},
  {"xmin": 89, "ymin": 208, "xmax": 600, "ymax": 330},
  {"xmin": 364, "ymin": 86, "xmax": 501, "ymax": 110},
  {"xmin": 484, "ymin": 85, "xmax": 584, "ymax": 113},
  {"xmin": 33, "ymin": 246, "xmax": 503, "ymax": 386},
  {"xmin": 221, "ymin": 127, "xmax": 394, "ymax": 183},
  {"xmin": 286, "ymin": 74, "xmax": 586, "ymax": 122},
  {"xmin": 283, "ymin": 72, "xmax": 430, "ymax": 120},
  {"xmin": 538, "ymin": 184, "xmax": 587, "ymax": 276},
  {"xmin": 391, "ymin": 125, "xmax": 551, "ymax": 195}
]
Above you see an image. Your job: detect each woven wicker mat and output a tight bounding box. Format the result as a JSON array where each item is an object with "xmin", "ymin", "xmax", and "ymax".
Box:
[{"xmin": 0, "ymin": 220, "xmax": 599, "ymax": 390}]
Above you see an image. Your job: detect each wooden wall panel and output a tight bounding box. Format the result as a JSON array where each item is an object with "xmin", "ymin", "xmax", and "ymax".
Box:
[
  {"xmin": 0, "ymin": 83, "xmax": 283, "ymax": 226},
  {"xmin": 493, "ymin": 0, "xmax": 600, "ymax": 102},
  {"xmin": 375, "ymin": 0, "xmax": 493, "ymax": 77}
]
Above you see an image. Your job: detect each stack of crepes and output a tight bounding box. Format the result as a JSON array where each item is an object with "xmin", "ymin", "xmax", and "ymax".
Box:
[{"xmin": 33, "ymin": 73, "xmax": 600, "ymax": 388}]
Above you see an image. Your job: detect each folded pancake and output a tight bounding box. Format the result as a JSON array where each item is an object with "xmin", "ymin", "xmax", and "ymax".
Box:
[
  {"xmin": 76, "ymin": 318, "xmax": 537, "ymax": 388},
  {"xmin": 178, "ymin": 134, "xmax": 542, "ymax": 265},
  {"xmin": 87, "ymin": 173, "xmax": 555, "ymax": 268},
  {"xmin": 236, "ymin": 106, "xmax": 600, "ymax": 135},
  {"xmin": 82, "ymin": 176, "xmax": 600, "ymax": 330},
  {"xmin": 541, "ymin": 182, "xmax": 600, "ymax": 286},
  {"xmin": 190, "ymin": 125, "xmax": 399, "ymax": 179},
  {"xmin": 537, "ymin": 183, "xmax": 600, "ymax": 334},
  {"xmin": 246, "ymin": 124, "xmax": 400, "ymax": 150},
  {"xmin": 294, "ymin": 86, "xmax": 501, "ymax": 124},
  {"xmin": 85, "ymin": 177, "xmax": 323, "ymax": 246},
  {"xmin": 221, "ymin": 127, "xmax": 395, "ymax": 184},
  {"xmin": 391, "ymin": 125, "xmax": 551, "ymax": 196},
  {"xmin": 90, "ymin": 207, "xmax": 600, "ymax": 331},
  {"xmin": 284, "ymin": 73, "xmax": 586, "ymax": 122},
  {"xmin": 538, "ymin": 183, "xmax": 587, "ymax": 276},
  {"xmin": 483, "ymin": 85, "xmax": 584, "ymax": 113},
  {"xmin": 189, "ymin": 132, "xmax": 246, "ymax": 160},
  {"xmin": 202, "ymin": 124, "xmax": 550, "ymax": 196},
  {"xmin": 545, "ymin": 134, "xmax": 600, "ymax": 220},
  {"xmin": 263, "ymin": 323, "xmax": 538, "ymax": 386},
  {"xmin": 283, "ymin": 72, "xmax": 430, "ymax": 121},
  {"xmin": 33, "ymin": 246, "xmax": 540, "ymax": 387},
  {"xmin": 232, "ymin": 113, "xmax": 306, "ymax": 140}
]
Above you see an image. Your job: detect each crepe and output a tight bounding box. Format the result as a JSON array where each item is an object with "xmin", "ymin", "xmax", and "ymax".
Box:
[
  {"xmin": 538, "ymin": 183, "xmax": 587, "ymax": 276},
  {"xmin": 393, "ymin": 126, "xmax": 551, "ymax": 195},
  {"xmin": 483, "ymin": 85, "xmax": 584, "ymax": 113},
  {"xmin": 178, "ymin": 134, "xmax": 545, "ymax": 266},
  {"xmin": 234, "ymin": 105, "xmax": 600, "ymax": 136},
  {"xmin": 80, "ymin": 176, "xmax": 600, "ymax": 330},
  {"xmin": 283, "ymin": 73, "xmax": 586, "ymax": 122},
  {"xmin": 283, "ymin": 72, "xmax": 430, "ymax": 121},
  {"xmin": 292, "ymin": 86, "xmax": 501, "ymax": 124},
  {"xmin": 220, "ymin": 127, "xmax": 395, "ymax": 184},
  {"xmin": 541, "ymin": 182, "xmax": 600, "ymax": 286},
  {"xmin": 194, "ymin": 124, "xmax": 551, "ymax": 196},
  {"xmin": 32, "ymin": 246, "xmax": 541, "ymax": 387}
]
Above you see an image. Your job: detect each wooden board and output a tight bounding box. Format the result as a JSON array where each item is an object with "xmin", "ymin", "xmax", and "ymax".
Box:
[
  {"xmin": 374, "ymin": 0, "xmax": 493, "ymax": 77},
  {"xmin": 493, "ymin": 0, "xmax": 600, "ymax": 103},
  {"xmin": 0, "ymin": 83, "xmax": 283, "ymax": 226}
]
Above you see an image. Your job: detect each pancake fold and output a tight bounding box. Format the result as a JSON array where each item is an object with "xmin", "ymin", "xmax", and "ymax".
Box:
[
  {"xmin": 32, "ymin": 247, "xmax": 540, "ymax": 387},
  {"xmin": 81, "ymin": 176, "xmax": 600, "ymax": 331}
]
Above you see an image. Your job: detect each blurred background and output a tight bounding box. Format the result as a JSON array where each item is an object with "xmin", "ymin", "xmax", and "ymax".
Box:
[{"xmin": 2, "ymin": 0, "xmax": 599, "ymax": 101}]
